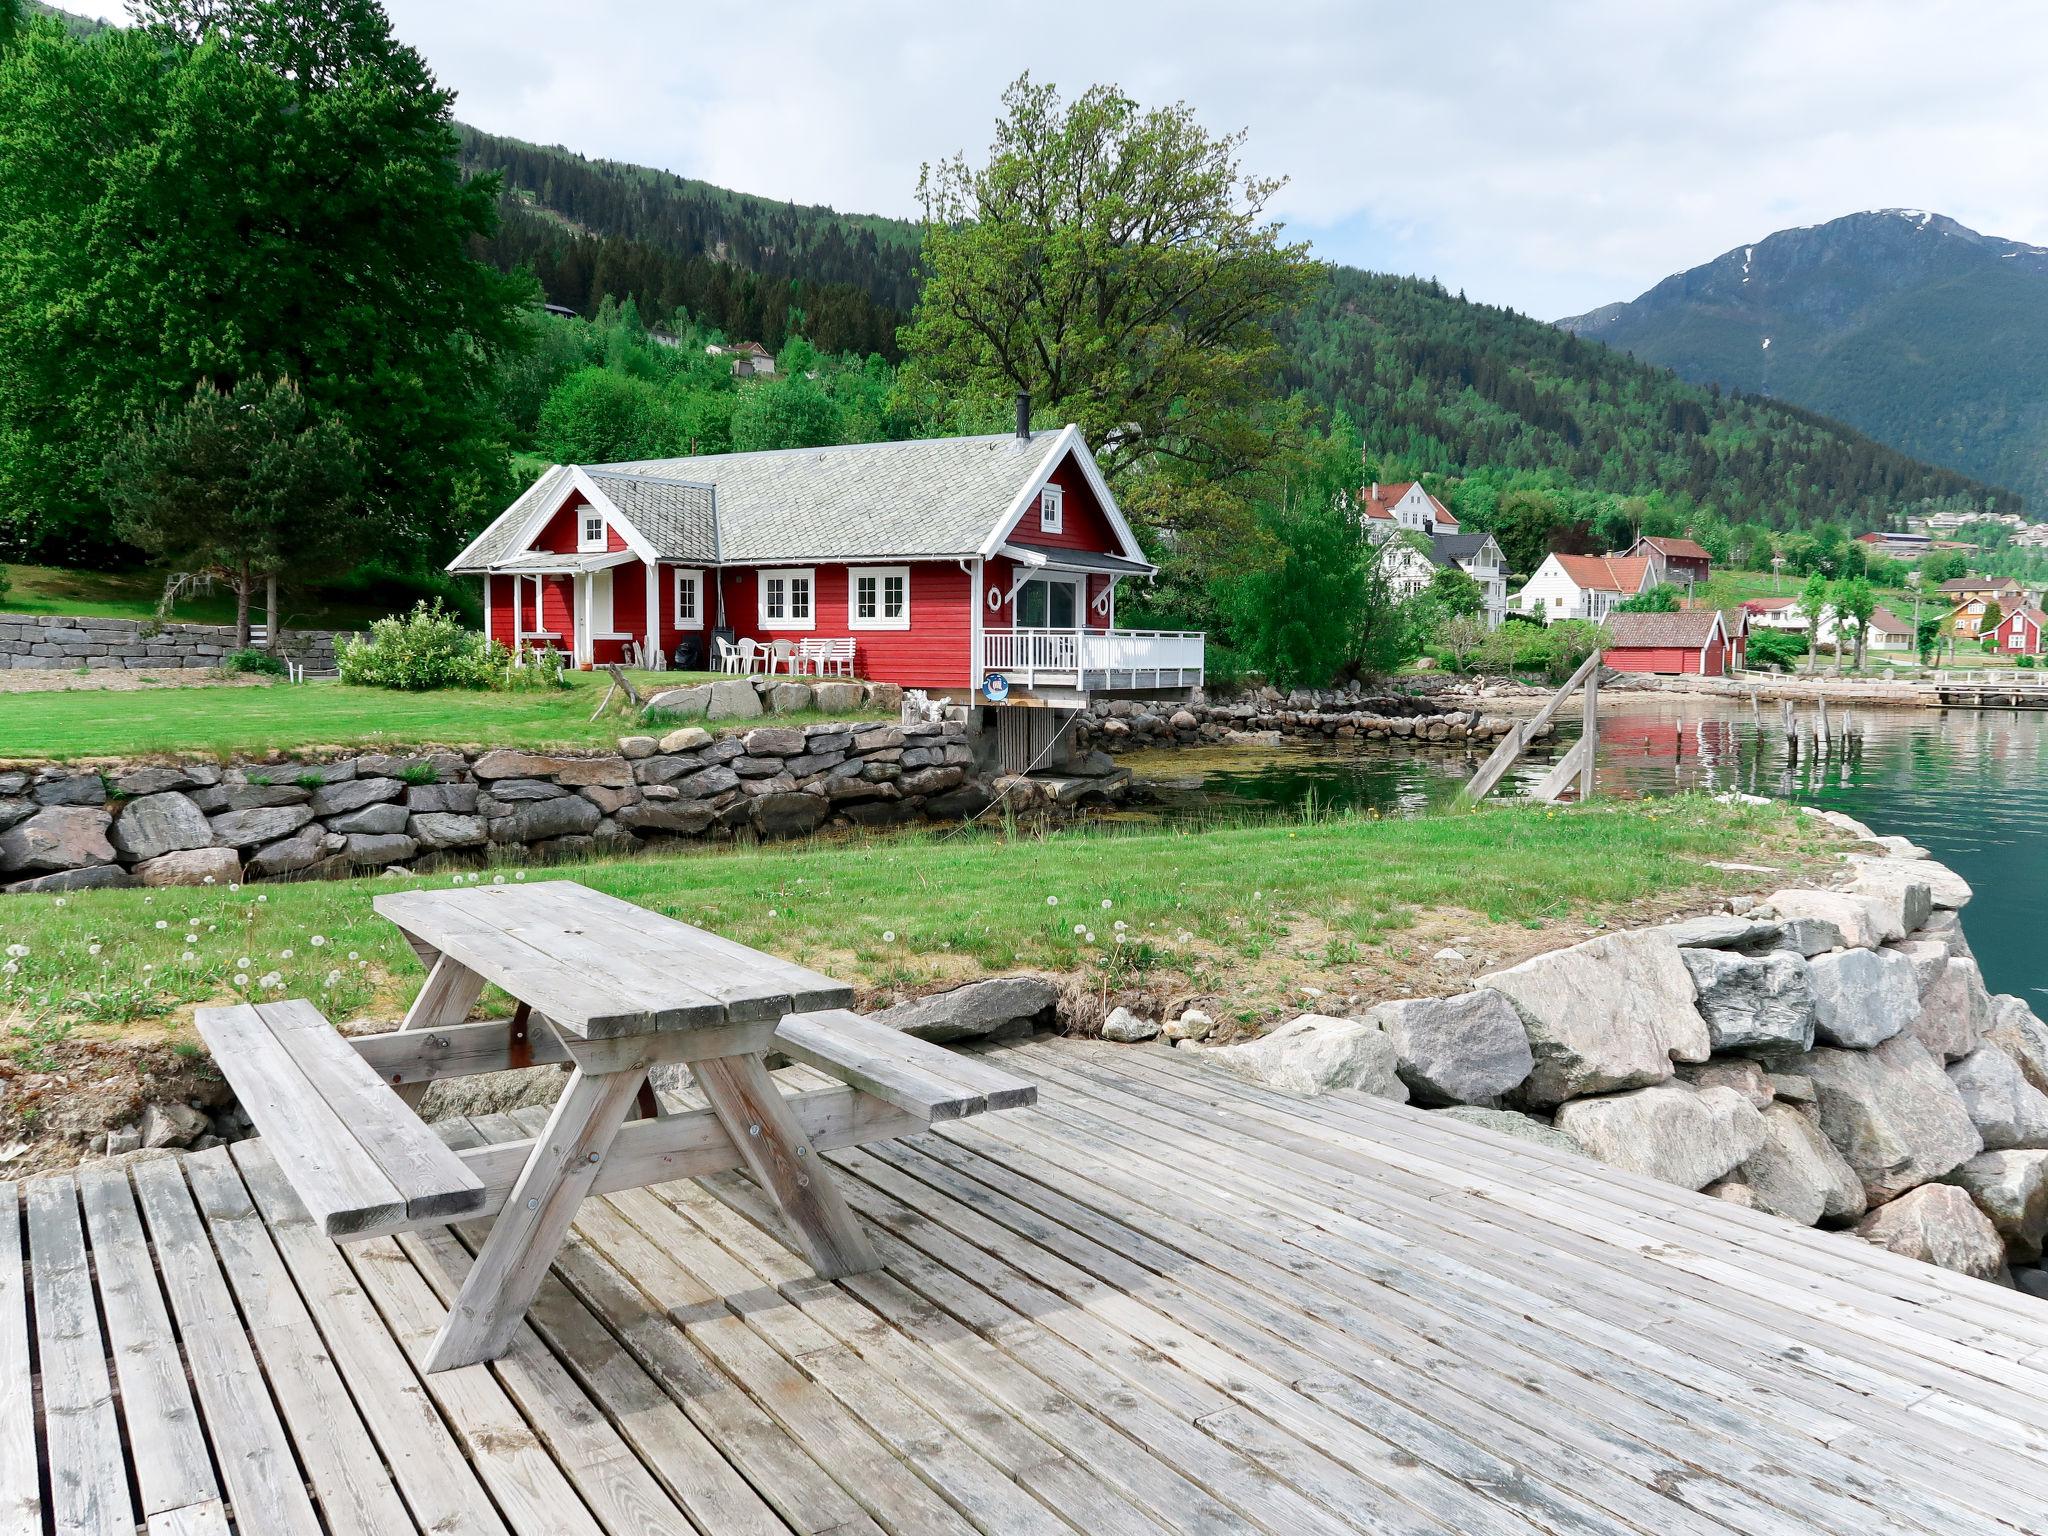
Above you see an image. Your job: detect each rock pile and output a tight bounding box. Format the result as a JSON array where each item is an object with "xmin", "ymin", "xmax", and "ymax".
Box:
[
  {"xmin": 1078, "ymin": 687, "xmax": 1539, "ymax": 753},
  {"xmin": 0, "ymin": 715, "xmax": 998, "ymax": 893},
  {"xmin": 1178, "ymin": 827, "xmax": 2048, "ymax": 1285}
]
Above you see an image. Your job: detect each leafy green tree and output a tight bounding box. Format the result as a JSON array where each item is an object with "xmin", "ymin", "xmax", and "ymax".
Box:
[
  {"xmin": 0, "ymin": 0, "xmax": 530, "ymax": 561},
  {"xmin": 1832, "ymin": 577, "xmax": 1878, "ymax": 672},
  {"xmin": 730, "ymin": 372, "xmax": 841, "ymax": 453},
  {"xmin": 1618, "ymin": 582, "xmax": 1682, "ymax": 613},
  {"xmin": 536, "ymin": 367, "xmax": 681, "ymax": 463},
  {"xmin": 0, "ymin": 0, "xmax": 21, "ymax": 50},
  {"xmin": 903, "ymin": 74, "xmax": 1324, "ymax": 499},
  {"xmin": 1800, "ymin": 571, "xmax": 1830, "ymax": 674},
  {"xmin": 106, "ymin": 378, "xmax": 365, "ymax": 649},
  {"xmin": 1422, "ymin": 565, "xmax": 1486, "ymax": 619},
  {"xmin": 1487, "ymin": 489, "xmax": 1591, "ymax": 577},
  {"xmin": 1981, "ymin": 599, "xmax": 2004, "ymax": 638}
]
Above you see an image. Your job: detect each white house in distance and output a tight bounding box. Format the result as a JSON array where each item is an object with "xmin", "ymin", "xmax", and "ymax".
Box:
[
  {"xmin": 1360, "ymin": 482, "xmax": 1508, "ymax": 624},
  {"xmin": 1514, "ymin": 554, "xmax": 1654, "ymax": 622}
]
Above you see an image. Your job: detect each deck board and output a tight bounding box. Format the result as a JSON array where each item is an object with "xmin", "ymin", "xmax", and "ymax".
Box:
[{"xmin": 5, "ymin": 1039, "xmax": 2048, "ymax": 1535}]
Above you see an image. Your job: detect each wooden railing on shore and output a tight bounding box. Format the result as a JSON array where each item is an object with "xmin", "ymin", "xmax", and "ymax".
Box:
[{"xmin": 1460, "ymin": 649, "xmax": 1602, "ymax": 806}]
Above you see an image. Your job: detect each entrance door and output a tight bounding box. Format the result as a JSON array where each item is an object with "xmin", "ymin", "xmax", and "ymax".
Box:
[{"xmin": 1017, "ymin": 577, "xmax": 1079, "ymax": 629}]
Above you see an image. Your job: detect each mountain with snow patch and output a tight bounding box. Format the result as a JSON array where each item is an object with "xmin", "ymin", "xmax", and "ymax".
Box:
[{"xmin": 1557, "ymin": 209, "xmax": 2048, "ymax": 507}]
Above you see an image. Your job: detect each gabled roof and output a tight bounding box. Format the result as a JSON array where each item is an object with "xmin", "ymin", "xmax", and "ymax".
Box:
[
  {"xmin": 1429, "ymin": 532, "xmax": 1496, "ymax": 566},
  {"xmin": 1744, "ymin": 596, "xmax": 1798, "ymax": 613},
  {"xmin": 449, "ymin": 428, "xmax": 1149, "ymax": 574},
  {"xmin": 1991, "ymin": 605, "xmax": 2046, "ymax": 632},
  {"xmin": 1605, "ymin": 610, "xmax": 1725, "ymax": 649},
  {"xmin": 1552, "ymin": 554, "xmax": 1654, "ymax": 593},
  {"xmin": 1937, "ymin": 576, "xmax": 2023, "ymax": 593},
  {"xmin": 1360, "ymin": 481, "xmax": 1458, "ymax": 528},
  {"xmin": 1637, "ymin": 535, "xmax": 1712, "ymax": 561},
  {"xmin": 1866, "ymin": 604, "xmax": 1914, "ymax": 635}
]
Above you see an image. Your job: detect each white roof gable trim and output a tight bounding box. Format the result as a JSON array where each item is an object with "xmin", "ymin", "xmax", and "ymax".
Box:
[
  {"xmin": 446, "ymin": 465, "xmax": 663, "ymax": 572},
  {"xmin": 977, "ymin": 427, "xmax": 1149, "ymax": 566}
]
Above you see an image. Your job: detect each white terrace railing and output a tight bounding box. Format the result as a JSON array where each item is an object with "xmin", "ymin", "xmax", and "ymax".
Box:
[{"xmin": 978, "ymin": 627, "xmax": 1205, "ymax": 691}]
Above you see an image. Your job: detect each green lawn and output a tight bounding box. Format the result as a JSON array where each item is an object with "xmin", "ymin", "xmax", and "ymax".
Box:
[
  {"xmin": 0, "ymin": 671, "xmax": 880, "ymax": 761},
  {"xmin": 1, "ymin": 563, "xmax": 456, "ymax": 630},
  {"xmin": 0, "ymin": 797, "xmax": 1830, "ymax": 1060}
]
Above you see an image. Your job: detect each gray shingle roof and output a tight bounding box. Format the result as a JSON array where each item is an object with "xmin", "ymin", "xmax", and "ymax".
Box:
[
  {"xmin": 584, "ymin": 471, "xmax": 717, "ymax": 563},
  {"xmin": 1430, "ymin": 533, "xmax": 1495, "ymax": 566},
  {"xmin": 1605, "ymin": 610, "xmax": 1724, "ymax": 648},
  {"xmin": 451, "ymin": 465, "xmax": 572, "ymax": 572}
]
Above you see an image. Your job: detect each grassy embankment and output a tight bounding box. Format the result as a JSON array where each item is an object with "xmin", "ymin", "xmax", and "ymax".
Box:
[
  {"xmin": 0, "ymin": 562, "xmax": 450, "ymax": 629},
  {"xmin": 0, "ymin": 671, "xmax": 892, "ymax": 761},
  {"xmin": 0, "ymin": 797, "xmax": 1833, "ymax": 1116}
]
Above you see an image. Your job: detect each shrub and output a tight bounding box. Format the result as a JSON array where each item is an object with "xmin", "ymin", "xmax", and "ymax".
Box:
[
  {"xmin": 496, "ymin": 645, "xmax": 570, "ymax": 692},
  {"xmin": 338, "ymin": 601, "xmax": 502, "ymax": 690},
  {"xmin": 1746, "ymin": 628, "xmax": 1806, "ymax": 671},
  {"xmin": 223, "ymin": 647, "xmax": 286, "ymax": 677},
  {"xmin": 2019, "ymin": 654, "xmax": 2038, "ymax": 670}
]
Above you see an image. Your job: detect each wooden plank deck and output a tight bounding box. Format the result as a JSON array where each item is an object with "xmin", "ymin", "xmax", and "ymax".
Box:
[{"xmin": 4, "ymin": 1037, "xmax": 2047, "ymax": 1535}]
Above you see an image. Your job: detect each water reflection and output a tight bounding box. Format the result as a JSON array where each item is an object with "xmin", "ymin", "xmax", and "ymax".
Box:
[{"xmin": 1120, "ymin": 699, "xmax": 2048, "ymax": 1002}]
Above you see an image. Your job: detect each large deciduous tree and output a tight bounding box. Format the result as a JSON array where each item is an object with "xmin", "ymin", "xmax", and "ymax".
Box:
[
  {"xmin": 0, "ymin": 0, "xmax": 531, "ymax": 563},
  {"xmin": 902, "ymin": 75, "xmax": 1323, "ymax": 511},
  {"xmin": 106, "ymin": 377, "xmax": 365, "ymax": 649}
]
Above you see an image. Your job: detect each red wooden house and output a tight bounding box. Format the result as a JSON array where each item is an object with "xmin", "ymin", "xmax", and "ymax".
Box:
[
  {"xmin": 1986, "ymin": 605, "xmax": 2046, "ymax": 657},
  {"xmin": 1626, "ymin": 535, "xmax": 1713, "ymax": 588},
  {"xmin": 1603, "ymin": 609, "xmax": 1735, "ymax": 677},
  {"xmin": 449, "ymin": 415, "xmax": 1204, "ymax": 705}
]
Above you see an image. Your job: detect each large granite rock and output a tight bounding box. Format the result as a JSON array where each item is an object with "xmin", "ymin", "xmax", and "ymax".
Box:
[
  {"xmin": 6, "ymin": 864, "xmax": 131, "ymax": 893},
  {"xmin": 1774, "ymin": 916, "xmax": 1847, "ymax": 958},
  {"xmin": 750, "ymin": 792, "xmax": 827, "ymax": 839},
  {"xmin": 1680, "ymin": 948, "xmax": 1816, "ymax": 1055},
  {"xmin": 1762, "ymin": 889, "xmax": 1889, "ymax": 949},
  {"xmin": 1435, "ymin": 1106, "xmax": 1584, "ymax": 1157},
  {"xmin": 1847, "ymin": 853, "xmax": 1971, "ymax": 911},
  {"xmin": 872, "ymin": 975, "xmax": 1060, "ymax": 1043},
  {"xmin": 706, "ymin": 680, "xmax": 764, "ymax": 720},
  {"xmin": 135, "ymin": 846, "xmax": 242, "ymax": 887},
  {"xmin": 487, "ymin": 795, "xmax": 601, "ymax": 844},
  {"xmin": 0, "ymin": 806, "xmax": 116, "ymax": 872},
  {"xmin": 551, "ymin": 756, "xmax": 634, "ymax": 788},
  {"xmin": 614, "ymin": 801, "xmax": 717, "ymax": 836},
  {"xmin": 1987, "ymin": 995, "xmax": 2048, "ymax": 1097},
  {"xmin": 1912, "ymin": 954, "xmax": 1993, "ymax": 1064},
  {"xmin": 1553, "ymin": 1083, "xmax": 1766, "ymax": 1191},
  {"xmin": 1734, "ymin": 1102, "xmax": 1867, "ymax": 1225},
  {"xmin": 1807, "ymin": 947, "xmax": 1920, "ymax": 1049},
  {"xmin": 1803, "ymin": 1035, "xmax": 1982, "ymax": 1204},
  {"xmin": 409, "ymin": 812, "xmax": 487, "ymax": 849},
  {"xmin": 109, "ymin": 792, "xmax": 212, "ymax": 861},
  {"xmin": 1364, "ymin": 991, "xmax": 1533, "ymax": 1106},
  {"xmin": 1853, "ymin": 1184, "xmax": 2006, "ymax": 1280},
  {"xmin": 245, "ymin": 824, "xmax": 328, "ymax": 877},
  {"xmin": 812, "ymin": 681, "xmax": 864, "ymax": 712},
  {"xmin": 1883, "ymin": 936, "xmax": 1949, "ymax": 997},
  {"xmin": 324, "ymin": 802, "xmax": 410, "ymax": 835},
  {"xmin": 208, "ymin": 805, "xmax": 315, "ymax": 850},
  {"xmin": 1946, "ymin": 1044, "xmax": 2048, "ymax": 1151},
  {"xmin": 1838, "ymin": 863, "xmax": 1932, "ymax": 937},
  {"xmin": 1676, "ymin": 1058, "xmax": 1774, "ymax": 1109},
  {"xmin": 308, "ymin": 777, "xmax": 403, "ymax": 817},
  {"xmin": 343, "ymin": 832, "xmax": 416, "ymax": 866},
  {"xmin": 1480, "ymin": 930, "xmax": 1708, "ymax": 1109},
  {"xmin": 1654, "ymin": 914, "xmax": 1785, "ymax": 951},
  {"xmin": 111, "ymin": 764, "xmax": 219, "ymax": 797},
  {"xmin": 649, "ymin": 684, "xmax": 714, "ymax": 717},
  {"xmin": 32, "ymin": 772, "xmax": 107, "ymax": 806},
  {"xmin": 1941, "ymin": 1149, "xmax": 2048, "ymax": 1263},
  {"xmin": 1206, "ymin": 1014, "xmax": 1408, "ymax": 1101}
]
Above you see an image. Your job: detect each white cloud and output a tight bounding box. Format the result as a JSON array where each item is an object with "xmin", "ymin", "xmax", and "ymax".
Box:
[{"xmin": 55, "ymin": 0, "xmax": 2048, "ymax": 317}]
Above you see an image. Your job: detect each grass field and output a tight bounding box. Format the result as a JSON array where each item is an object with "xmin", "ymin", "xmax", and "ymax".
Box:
[
  {"xmin": 0, "ymin": 796, "xmax": 1830, "ymax": 1058},
  {"xmin": 0, "ymin": 671, "xmax": 884, "ymax": 760},
  {"xmin": 1, "ymin": 563, "xmax": 455, "ymax": 630}
]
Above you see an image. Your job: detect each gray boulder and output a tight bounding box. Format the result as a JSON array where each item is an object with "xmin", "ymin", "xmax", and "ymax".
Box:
[
  {"xmin": 139, "ymin": 1101, "xmax": 209, "ymax": 1149},
  {"xmin": 1803, "ymin": 1035, "xmax": 1982, "ymax": 1204},
  {"xmin": 324, "ymin": 802, "xmax": 409, "ymax": 835},
  {"xmin": 1675, "ymin": 1058, "xmax": 1774, "ymax": 1109},
  {"xmin": 135, "ymin": 847, "xmax": 242, "ymax": 887},
  {"xmin": 33, "ymin": 771, "xmax": 107, "ymax": 806},
  {"xmin": 1365, "ymin": 991, "xmax": 1534, "ymax": 1106},
  {"xmin": 1775, "ymin": 916, "xmax": 1847, "ymax": 958},
  {"xmin": 1435, "ymin": 1106, "xmax": 1584, "ymax": 1157},
  {"xmin": 1680, "ymin": 948, "xmax": 1817, "ymax": 1055},
  {"xmin": 615, "ymin": 802, "xmax": 717, "ymax": 836},
  {"xmin": 0, "ymin": 806, "xmax": 116, "ymax": 872},
  {"xmin": 109, "ymin": 792, "xmax": 212, "ymax": 861},
  {"xmin": 1205, "ymin": 1014, "xmax": 1408, "ymax": 1101},
  {"xmin": 1734, "ymin": 1102, "xmax": 1867, "ymax": 1225},
  {"xmin": 873, "ymin": 975, "xmax": 1060, "ymax": 1044},
  {"xmin": 483, "ymin": 778, "xmax": 565, "ymax": 802},
  {"xmin": 1847, "ymin": 853, "xmax": 1971, "ymax": 911},
  {"xmin": 1838, "ymin": 863, "xmax": 1932, "ymax": 937},
  {"xmin": 657, "ymin": 726, "xmax": 713, "ymax": 753},
  {"xmin": 675, "ymin": 766, "xmax": 742, "ymax": 800},
  {"xmin": 649, "ymin": 684, "xmax": 714, "ymax": 717},
  {"xmin": 1553, "ymin": 1083, "xmax": 1766, "ymax": 1191},
  {"xmin": 767, "ymin": 683, "xmax": 813, "ymax": 713},
  {"xmin": 222, "ymin": 784, "xmax": 310, "ymax": 810},
  {"xmin": 1941, "ymin": 1149, "xmax": 2048, "ymax": 1263},
  {"xmin": 706, "ymin": 679, "xmax": 764, "ymax": 719},
  {"xmin": 1947, "ymin": 1044, "xmax": 2048, "ymax": 1151},
  {"xmin": 743, "ymin": 726, "xmax": 808, "ymax": 757},
  {"xmin": 487, "ymin": 795, "xmax": 600, "ymax": 844},
  {"xmin": 550, "ymin": 756, "xmax": 633, "ymax": 788},
  {"xmin": 208, "ymin": 805, "xmax": 315, "ymax": 850},
  {"xmin": 1100, "ymin": 1007, "xmax": 1160, "ymax": 1043},
  {"xmin": 308, "ymin": 777, "xmax": 403, "ymax": 817},
  {"xmin": 245, "ymin": 824, "xmax": 327, "ymax": 877},
  {"xmin": 1854, "ymin": 1184, "xmax": 2006, "ymax": 1280},
  {"xmin": 1807, "ymin": 947, "xmax": 1920, "ymax": 1048},
  {"xmin": 6, "ymin": 864, "xmax": 131, "ymax": 893},
  {"xmin": 1987, "ymin": 995, "xmax": 2048, "ymax": 1097},
  {"xmin": 1480, "ymin": 930, "xmax": 1708, "ymax": 1108},
  {"xmin": 343, "ymin": 833, "xmax": 416, "ymax": 866},
  {"xmin": 1655, "ymin": 914, "xmax": 1784, "ymax": 951},
  {"xmin": 408, "ymin": 812, "xmax": 487, "ymax": 850},
  {"xmin": 1912, "ymin": 954, "xmax": 1993, "ymax": 1063},
  {"xmin": 1762, "ymin": 889, "xmax": 1888, "ymax": 949},
  {"xmin": 112, "ymin": 765, "xmax": 219, "ymax": 797},
  {"xmin": 812, "ymin": 681, "xmax": 863, "ymax": 712},
  {"xmin": 750, "ymin": 792, "xmax": 827, "ymax": 839},
  {"xmin": 1883, "ymin": 937, "xmax": 1949, "ymax": 998},
  {"xmin": 472, "ymin": 750, "xmax": 586, "ymax": 781}
]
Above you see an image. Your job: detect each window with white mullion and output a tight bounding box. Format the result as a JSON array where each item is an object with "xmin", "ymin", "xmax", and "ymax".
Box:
[
  {"xmin": 757, "ymin": 567, "xmax": 816, "ymax": 631},
  {"xmin": 672, "ymin": 568, "xmax": 703, "ymax": 630},
  {"xmin": 849, "ymin": 565, "xmax": 910, "ymax": 630}
]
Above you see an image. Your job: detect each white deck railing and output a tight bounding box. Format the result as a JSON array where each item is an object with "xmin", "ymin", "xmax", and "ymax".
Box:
[{"xmin": 978, "ymin": 628, "xmax": 1204, "ymax": 691}]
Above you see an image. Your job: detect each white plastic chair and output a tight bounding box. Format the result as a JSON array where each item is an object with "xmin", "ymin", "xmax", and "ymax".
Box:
[
  {"xmin": 716, "ymin": 637, "xmax": 745, "ymax": 674},
  {"xmin": 767, "ymin": 639, "xmax": 798, "ymax": 675},
  {"xmin": 823, "ymin": 638, "xmax": 856, "ymax": 677}
]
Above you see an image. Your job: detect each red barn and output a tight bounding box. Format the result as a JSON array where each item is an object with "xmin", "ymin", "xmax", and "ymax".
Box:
[
  {"xmin": 1603, "ymin": 609, "xmax": 1734, "ymax": 676},
  {"xmin": 1986, "ymin": 605, "xmax": 2046, "ymax": 657},
  {"xmin": 449, "ymin": 416, "xmax": 1204, "ymax": 705},
  {"xmin": 1627, "ymin": 535, "xmax": 1713, "ymax": 588}
]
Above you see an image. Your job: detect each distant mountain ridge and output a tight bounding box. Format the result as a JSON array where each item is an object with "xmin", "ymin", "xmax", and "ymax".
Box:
[{"xmin": 1558, "ymin": 209, "xmax": 2048, "ymax": 508}]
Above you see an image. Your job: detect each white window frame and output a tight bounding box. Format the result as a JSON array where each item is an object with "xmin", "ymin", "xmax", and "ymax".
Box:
[
  {"xmin": 1038, "ymin": 484, "xmax": 1064, "ymax": 535},
  {"xmin": 849, "ymin": 564, "xmax": 911, "ymax": 631},
  {"xmin": 672, "ymin": 567, "xmax": 704, "ymax": 630},
  {"xmin": 578, "ymin": 509, "xmax": 608, "ymax": 553},
  {"xmin": 757, "ymin": 566, "xmax": 816, "ymax": 631},
  {"xmin": 587, "ymin": 567, "xmax": 629, "ymax": 639}
]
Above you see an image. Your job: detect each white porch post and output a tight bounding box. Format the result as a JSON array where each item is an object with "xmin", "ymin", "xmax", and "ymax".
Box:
[
  {"xmin": 645, "ymin": 561, "xmax": 659, "ymax": 670},
  {"xmin": 576, "ymin": 571, "xmax": 591, "ymax": 668},
  {"xmin": 508, "ymin": 575, "xmax": 522, "ymax": 663}
]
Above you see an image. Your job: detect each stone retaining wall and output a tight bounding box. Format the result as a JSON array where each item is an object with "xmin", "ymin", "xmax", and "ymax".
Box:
[
  {"xmin": 1079, "ymin": 687, "xmax": 1545, "ymax": 753},
  {"xmin": 0, "ymin": 612, "xmax": 355, "ymax": 672},
  {"xmin": 0, "ymin": 717, "xmax": 1000, "ymax": 893},
  {"xmin": 1166, "ymin": 812, "xmax": 2048, "ymax": 1288}
]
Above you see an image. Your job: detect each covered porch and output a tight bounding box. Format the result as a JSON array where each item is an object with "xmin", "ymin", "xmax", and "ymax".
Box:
[
  {"xmin": 485, "ymin": 552, "xmax": 668, "ymax": 670},
  {"xmin": 981, "ymin": 543, "xmax": 1204, "ymax": 699}
]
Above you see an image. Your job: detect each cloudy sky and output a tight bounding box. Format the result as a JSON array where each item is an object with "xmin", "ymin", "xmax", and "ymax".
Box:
[{"xmin": 66, "ymin": 0, "xmax": 2048, "ymax": 317}]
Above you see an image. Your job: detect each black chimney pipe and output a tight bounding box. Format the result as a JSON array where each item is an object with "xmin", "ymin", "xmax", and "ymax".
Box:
[{"xmin": 1015, "ymin": 391, "xmax": 1031, "ymax": 440}]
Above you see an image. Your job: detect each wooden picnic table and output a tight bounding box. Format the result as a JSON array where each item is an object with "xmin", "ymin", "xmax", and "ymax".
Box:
[{"xmin": 198, "ymin": 879, "xmax": 1036, "ymax": 1375}]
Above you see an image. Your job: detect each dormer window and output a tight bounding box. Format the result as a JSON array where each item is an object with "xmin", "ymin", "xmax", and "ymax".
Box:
[
  {"xmin": 578, "ymin": 511, "xmax": 607, "ymax": 552},
  {"xmin": 1039, "ymin": 484, "xmax": 1064, "ymax": 535}
]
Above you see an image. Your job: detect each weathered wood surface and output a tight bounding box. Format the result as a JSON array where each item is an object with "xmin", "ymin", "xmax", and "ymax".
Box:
[{"xmin": 9, "ymin": 1039, "xmax": 2048, "ymax": 1534}]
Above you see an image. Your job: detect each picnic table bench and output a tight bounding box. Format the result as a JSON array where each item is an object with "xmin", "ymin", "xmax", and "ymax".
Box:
[{"xmin": 195, "ymin": 880, "xmax": 1036, "ymax": 1373}]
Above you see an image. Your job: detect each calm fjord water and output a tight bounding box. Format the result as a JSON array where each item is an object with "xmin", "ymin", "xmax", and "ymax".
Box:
[{"xmin": 1120, "ymin": 698, "xmax": 2048, "ymax": 1003}]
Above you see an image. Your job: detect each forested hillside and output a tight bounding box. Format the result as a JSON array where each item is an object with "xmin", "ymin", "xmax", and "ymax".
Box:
[{"xmin": 459, "ymin": 137, "xmax": 2013, "ymax": 532}]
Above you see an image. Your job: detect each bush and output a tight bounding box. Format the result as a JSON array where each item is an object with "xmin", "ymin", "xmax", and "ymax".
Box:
[
  {"xmin": 223, "ymin": 647, "xmax": 286, "ymax": 677},
  {"xmin": 338, "ymin": 601, "xmax": 503, "ymax": 690},
  {"xmin": 2019, "ymin": 655, "xmax": 2038, "ymax": 670},
  {"xmin": 1745, "ymin": 628, "xmax": 1807, "ymax": 671}
]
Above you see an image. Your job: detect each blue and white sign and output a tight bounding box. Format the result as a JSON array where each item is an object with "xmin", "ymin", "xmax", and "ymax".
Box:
[{"xmin": 981, "ymin": 671, "xmax": 1010, "ymax": 703}]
